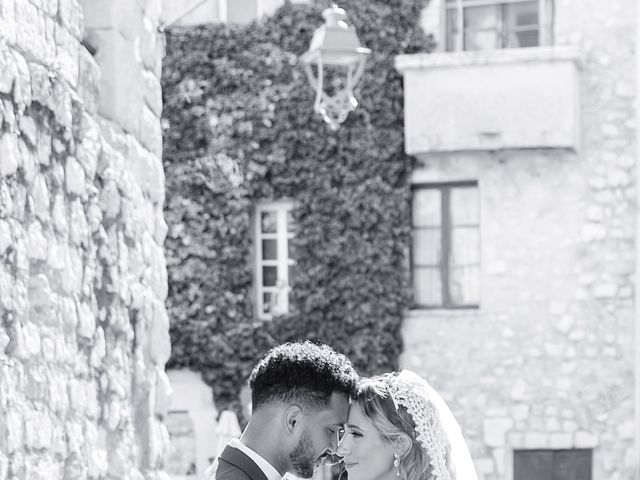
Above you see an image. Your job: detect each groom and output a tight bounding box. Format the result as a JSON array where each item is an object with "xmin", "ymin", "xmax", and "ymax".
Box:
[{"xmin": 204, "ymin": 341, "xmax": 358, "ymax": 480}]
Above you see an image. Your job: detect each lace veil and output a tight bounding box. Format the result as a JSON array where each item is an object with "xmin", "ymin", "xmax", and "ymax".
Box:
[{"xmin": 382, "ymin": 370, "xmax": 478, "ymax": 480}]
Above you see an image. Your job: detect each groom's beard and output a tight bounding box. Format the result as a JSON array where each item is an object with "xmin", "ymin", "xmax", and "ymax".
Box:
[{"xmin": 290, "ymin": 430, "xmax": 316, "ymax": 478}]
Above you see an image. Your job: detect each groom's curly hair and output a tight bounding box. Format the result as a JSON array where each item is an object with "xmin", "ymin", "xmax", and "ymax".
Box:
[{"xmin": 249, "ymin": 341, "xmax": 359, "ymax": 411}]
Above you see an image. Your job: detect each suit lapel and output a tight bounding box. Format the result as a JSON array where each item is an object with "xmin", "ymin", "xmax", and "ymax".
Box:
[{"xmin": 219, "ymin": 445, "xmax": 271, "ymax": 480}]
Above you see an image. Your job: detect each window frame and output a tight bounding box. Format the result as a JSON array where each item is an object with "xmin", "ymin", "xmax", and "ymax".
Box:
[
  {"xmin": 444, "ymin": 0, "xmax": 553, "ymax": 52},
  {"xmin": 254, "ymin": 200, "xmax": 296, "ymax": 320},
  {"xmin": 411, "ymin": 181, "xmax": 480, "ymax": 310}
]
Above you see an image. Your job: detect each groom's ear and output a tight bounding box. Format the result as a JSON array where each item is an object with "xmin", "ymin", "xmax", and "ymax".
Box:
[{"xmin": 283, "ymin": 404, "xmax": 303, "ymax": 434}]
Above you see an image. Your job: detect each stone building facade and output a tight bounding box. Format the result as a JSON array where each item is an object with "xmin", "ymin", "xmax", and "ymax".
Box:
[
  {"xmin": 396, "ymin": 1, "xmax": 637, "ymax": 479},
  {"xmin": 0, "ymin": 0, "xmax": 170, "ymax": 478}
]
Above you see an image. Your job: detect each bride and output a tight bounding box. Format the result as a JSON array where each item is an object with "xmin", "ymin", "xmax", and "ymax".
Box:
[{"xmin": 336, "ymin": 370, "xmax": 478, "ymax": 480}]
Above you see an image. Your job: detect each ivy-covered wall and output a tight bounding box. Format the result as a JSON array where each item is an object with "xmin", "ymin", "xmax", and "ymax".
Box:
[{"xmin": 161, "ymin": 0, "xmax": 433, "ymax": 417}]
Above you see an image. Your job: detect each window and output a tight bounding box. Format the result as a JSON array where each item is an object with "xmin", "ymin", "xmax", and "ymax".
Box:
[
  {"xmin": 514, "ymin": 449, "xmax": 592, "ymax": 480},
  {"xmin": 445, "ymin": 0, "xmax": 552, "ymax": 52},
  {"xmin": 255, "ymin": 202, "xmax": 296, "ymax": 319},
  {"xmin": 411, "ymin": 183, "xmax": 480, "ymax": 308}
]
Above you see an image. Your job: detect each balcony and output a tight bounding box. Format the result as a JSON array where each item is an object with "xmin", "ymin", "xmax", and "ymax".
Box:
[{"xmin": 395, "ymin": 46, "xmax": 582, "ymax": 155}]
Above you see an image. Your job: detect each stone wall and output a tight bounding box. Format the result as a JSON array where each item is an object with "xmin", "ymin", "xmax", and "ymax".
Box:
[
  {"xmin": 0, "ymin": 0, "xmax": 171, "ymax": 479},
  {"xmin": 400, "ymin": 1, "xmax": 637, "ymax": 479}
]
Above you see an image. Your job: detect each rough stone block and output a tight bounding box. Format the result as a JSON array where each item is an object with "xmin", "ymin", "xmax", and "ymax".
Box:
[
  {"xmin": 0, "ymin": 0, "xmax": 17, "ymax": 45},
  {"xmin": 0, "ymin": 266, "xmax": 13, "ymax": 311},
  {"xmin": 15, "ymin": 0, "xmax": 54, "ymax": 65},
  {"xmin": 99, "ymin": 179, "xmax": 121, "ymax": 219},
  {"xmin": 524, "ymin": 432, "xmax": 549, "ymax": 449},
  {"xmin": 54, "ymin": 23, "xmax": 80, "ymax": 88},
  {"xmin": 0, "ymin": 132, "xmax": 20, "ymax": 177},
  {"xmin": 0, "ymin": 99, "xmax": 15, "ymax": 131},
  {"xmin": 29, "ymin": 62, "xmax": 53, "ymax": 111},
  {"xmin": 90, "ymin": 326, "xmax": 105, "ymax": 367},
  {"xmin": 69, "ymin": 199, "xmax": 89, "ymax": 247},
  {"xmin": 128, "ymin": 138, "xmax": 164, "ymax": 204},
  {"xmin": 139, "ymin": 16, "xmax": 162, "ymax": 74},
  {"xmin": 574, "ymin": 431, "xmax": 598, "ymax": 448},
  {"xmin": 5, "ymin": 409, "xmax": 24, "ymax": 452},
  {"xmin": 76, "ymin": 112, "xmax": 100, "ymax": 179},
  {"xmin": 18, "ymin": 138, "xmax": 35, "ymax": 186},
  {"xmin": 154, "ymin": 207, "xmax": 167, "ymax": 245},
  {"xmin": 142, "ymin": 68, "xmax": 162, "ymax": 117},
  {"xmin": 82, "ymin": 0, "xmax": 142, "ymax": 40},
  {"xmin": 32, "ymin": 173, "xmax": 50, "ymax": 221},
  {"xmin": 148, "ymin": 298, "xmax": 170, "ymax": 365},
  {"xmin": 19, "ymin": 115, "xmax": 37, "ymax": 146},
  {"xmin": 57, "ymin": 0, "xmax": 83, "ymax": 39},
  {"xmin": 50, "ymin": 79, "xmax": 73, "ymax": 131},
  {"xmin": 76, "ymin": 300, "xmax": 96, "ymax": 338},
  {"xmin": 0, "ymin": 42, "xmax": 17, "ymax": 94},
  {"xmin": 22, "ymin": 321, "xmax": 42, "ymax": 358},
  {"xmin": 12, "ymin": 46, "xmax": 32, "ymax": 110},
  {"xmin": 86, "ymin": 28, "xmax": 142, "ymax": 136},
  {"xmin": 77, "ymin": 46, "xmax": 100, "ymax": 114},
  {"xmin": 0, "ymin": 450, "xmax": 7, "ymax": 480},
  {"xmin": 483, "ymin": 417, "xmax": 513, "ymax": 448},
  {"xmin": 549, "ymin": 432, "xmax": 573, "ymax": 449},
  {"xmin": 139, "ymin": 104, "xmax": 162, "ymax": 157},
  {"xmin": 41, "ymin": 0, "xmax": 56, "ymax": 16},
  {"xmin": 0, "ymin": 219, "xmax": 10, "ymax": 254},
  {"xmin": 65, "ymin": 155, "xmax": 86, "ymax": 196},
  {"xmin": 51, "ymin": 194, "xmax": 68, "ymax": 236}
]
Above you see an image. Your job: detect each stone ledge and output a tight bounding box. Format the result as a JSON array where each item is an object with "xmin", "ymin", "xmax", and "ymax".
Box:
[{"xmin": 395, "ymin": 46, "xmax": 583, "ymax": 72}]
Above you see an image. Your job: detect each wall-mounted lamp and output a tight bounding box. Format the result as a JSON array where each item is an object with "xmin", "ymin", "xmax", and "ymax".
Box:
[{"xmin": 301, "ymin": 4, "xmax": 370, "ymax": 130}]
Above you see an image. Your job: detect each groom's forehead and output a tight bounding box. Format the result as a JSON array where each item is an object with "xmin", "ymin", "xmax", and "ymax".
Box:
[{"xmin": 315, "ymin": 392, "xmax": 349, "ymax": 423}]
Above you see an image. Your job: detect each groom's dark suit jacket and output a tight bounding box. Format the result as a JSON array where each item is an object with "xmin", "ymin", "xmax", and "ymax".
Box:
[{"xmin": 208, "ymin": 444, "xmax": 270, "ymax": 480}]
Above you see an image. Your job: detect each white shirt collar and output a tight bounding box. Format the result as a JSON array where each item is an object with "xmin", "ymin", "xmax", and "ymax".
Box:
[{"xmin": 230, "ymin": 438, "xmax": 282, "ymax": 480}]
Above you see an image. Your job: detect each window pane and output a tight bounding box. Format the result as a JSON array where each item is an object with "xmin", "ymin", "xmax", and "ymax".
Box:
[
  {"xmin": 508, "ymin": 29, "xmax": 539, "ymax": 48},
  {"xmin": 263, "ymin": 292, "xmax": 273, "ymax": 315},
  {"xmin": 262, "ymin": 239, "xmax": 277, "ymax": 260},
  {"xmin": 413, "ymin": 228, "xmax": 441, "ymax": 265},
  {"xmin": 465, "ymin": 29, "xmax": 499, "ymax": 51},
  {"xmin": 450, "ymin": 226, "xmax": 480, "ymax": 265},
  {"xmin": 413, "ymin": 266, "xmax": 442, "ymax": 306},
  {"xmin": 506, "ymin": 1, "xmax": 538, "ymax": 27},
  {"xmin": 262, "ymin": 266, "xmax": 277, "ymax": 287},
  {"xmin": 464, "ymin": 5, "xmax": 498, "ymax": 29},
  {"xmin": 449, "ymin": 265, "xmax": 479, "ymax": 305},
  {"xmin": 261, "ymin": 211, "xmax": 277, "ymax": 233},
  {"xmin": 288, "ymin": 265, "xmax": 295, "ymax": 287},
  {"xmin": 464, "ymin": 5, "xmax": 499, "ymax": 51},
  {"xmin": 506, "ymin": 1, "xmax": 539, "ymax": 47},
  {"xmin": 446, "ymin": 8, "xmax": 458, "ymax": 51},
  {"xmin": 450, "ymin": 187, "xmax": 479, "ymax": 225},
  {"xmin": 413, "ymin": 189, "xmax": 441, "ymax": 227}
]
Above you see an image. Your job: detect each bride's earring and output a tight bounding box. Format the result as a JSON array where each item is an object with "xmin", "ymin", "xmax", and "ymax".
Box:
[{"xmin": 393, "ymin": 453, "xmax": 400, "ymax": 477}]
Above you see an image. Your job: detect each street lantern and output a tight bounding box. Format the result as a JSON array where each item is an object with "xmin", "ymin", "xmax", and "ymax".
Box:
[{"xmin": 301, "ymin": 4, "xmax": 371, "ymax": 130}]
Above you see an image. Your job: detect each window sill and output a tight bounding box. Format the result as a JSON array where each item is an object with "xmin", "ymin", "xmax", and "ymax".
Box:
[
  {"xmin": 404, "ymin": 307, "xmax": 481, "ymax": 318},
  {"xmin": 395, "ymin": 46, "xmax": 582, "ymax": 71}
]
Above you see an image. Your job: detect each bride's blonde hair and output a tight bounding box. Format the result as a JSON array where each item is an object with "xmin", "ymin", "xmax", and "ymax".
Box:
[{"xmin": 355, "ymin": 376, "xmax": 447, "ymax": 480}]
